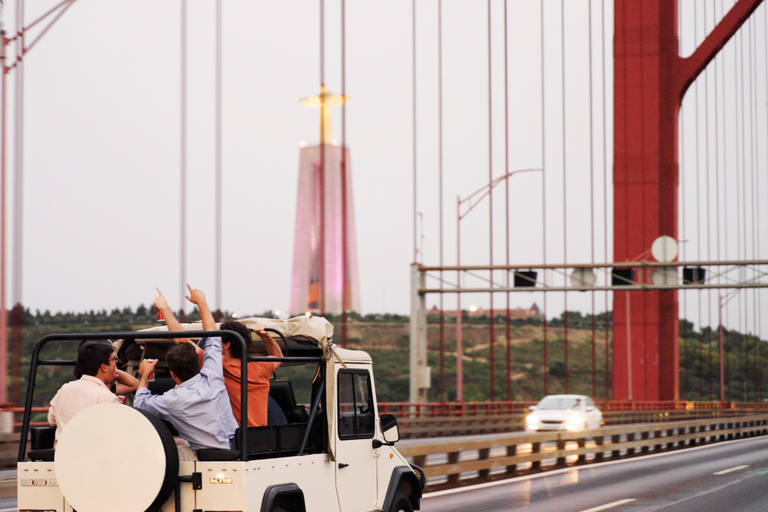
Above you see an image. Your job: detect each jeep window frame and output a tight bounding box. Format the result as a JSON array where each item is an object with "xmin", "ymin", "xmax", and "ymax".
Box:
[{"xmin": 337, "ymin": 369, "xmax": 375, "ymax": 440}]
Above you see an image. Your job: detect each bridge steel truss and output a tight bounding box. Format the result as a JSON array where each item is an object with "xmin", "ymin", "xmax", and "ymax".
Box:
[{"xmin": 409, "ymin": 261, "xmax": 768, "ymax": 404}]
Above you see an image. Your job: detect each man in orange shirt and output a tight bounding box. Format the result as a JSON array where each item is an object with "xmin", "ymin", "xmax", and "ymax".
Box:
[{"xmin": 154, "ymin": 285, "xmax": 283, "ymax": 427}]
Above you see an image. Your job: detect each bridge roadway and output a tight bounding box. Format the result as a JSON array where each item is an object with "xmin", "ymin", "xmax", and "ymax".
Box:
[
  {"xmin": 419, "ymin": 436, "xmax": 768, "ymax": 511},
  {"xmin": 2, "ymin": 435, "xmax": 766, "ymax": 511}
]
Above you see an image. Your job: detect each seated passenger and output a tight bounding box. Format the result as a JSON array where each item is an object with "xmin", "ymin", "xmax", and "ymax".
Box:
[
  {"xmin": 48, "ymin": 342, "xmax": 138, "ymax": 444},
  {"xmin": 154, "ymin": 285, "xmax": 283, "ymax": 427},
  {"xmin": 134, "ymin": 290, "xmax": 237, "ymax": 454}
]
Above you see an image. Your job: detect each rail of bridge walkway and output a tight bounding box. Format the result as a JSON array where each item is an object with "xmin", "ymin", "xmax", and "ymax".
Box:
[
  {"xmin": 379, "ymin": 400, "xmax": 768, "ymax": 438},
  {"xmin": 399, "ymin": 414, "xmax": 768, "ymax": 492}
]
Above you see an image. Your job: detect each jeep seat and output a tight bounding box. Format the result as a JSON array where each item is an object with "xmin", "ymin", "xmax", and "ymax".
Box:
[{"xmin": 269, "ymin": 381, "xmax": 309, "ymax": 424}]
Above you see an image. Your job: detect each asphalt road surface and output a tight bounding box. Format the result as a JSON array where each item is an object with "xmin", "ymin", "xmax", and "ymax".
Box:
[{"xmin": 420, "ymin": 436, "xmax": 768, "ymax": 512}]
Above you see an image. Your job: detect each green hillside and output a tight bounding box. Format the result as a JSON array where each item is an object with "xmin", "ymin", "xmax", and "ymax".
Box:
[{"xmin": 4, "ymin": 306, "xmax": 766, "ymax": 407}]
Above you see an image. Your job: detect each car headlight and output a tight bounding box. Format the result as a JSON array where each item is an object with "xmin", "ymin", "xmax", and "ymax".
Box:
[
  {"xmin": 526, "ymin": 414, "xmax": 540, "ymax": 430},
  {"xmin": 565, "ymin": 414, "xmax": 583, "ymax": 430}
]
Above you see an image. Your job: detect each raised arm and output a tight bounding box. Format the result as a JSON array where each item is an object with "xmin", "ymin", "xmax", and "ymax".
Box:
[
  {"xmin": 154, "ymin": 287, "xmax": 194, "ymax": 347},
  {"xmin": 184, "ymin": 284, "xmax": 216, "ymax": 331},
  {"xmin": 254, "ymin": 323, "xmax": 283, "ymax": 370},
  {"xmin": 114, "ymin": 369, "xmax": 140, "ymax": 395},
  {"xmin": 136, "ymin": 358, "xmax": 158, "ymax": 391}
]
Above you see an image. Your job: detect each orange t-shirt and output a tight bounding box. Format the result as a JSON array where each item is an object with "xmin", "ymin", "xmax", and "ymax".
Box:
[{"xmin": 198, "ymin": 352, "xmax": 278, "ymax": 427}]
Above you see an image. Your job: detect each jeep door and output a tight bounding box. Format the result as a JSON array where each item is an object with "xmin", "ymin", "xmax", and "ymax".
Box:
[{"xmin": 335, "ymin": 368, "xmax": 378, "ymax": 511}]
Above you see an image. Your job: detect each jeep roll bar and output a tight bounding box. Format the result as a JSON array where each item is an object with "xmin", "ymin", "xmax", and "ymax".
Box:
[{"xmin": 18, "ymin": 329, "xmax": 324, "ymax": 462}]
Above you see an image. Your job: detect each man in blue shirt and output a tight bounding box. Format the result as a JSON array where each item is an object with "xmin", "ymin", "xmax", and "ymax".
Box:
[{"xmin": 134, "ymin": 332, "xmax": 238, "ymax": 452}]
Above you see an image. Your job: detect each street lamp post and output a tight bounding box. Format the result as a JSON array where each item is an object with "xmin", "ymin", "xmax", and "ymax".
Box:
[{"xmin": 455, "ymin": 168, "xmax": 542, "ymax": 402}]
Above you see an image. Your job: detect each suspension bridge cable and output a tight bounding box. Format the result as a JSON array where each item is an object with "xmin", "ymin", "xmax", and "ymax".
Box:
[
  {"xmin": 748, "ymin": 17, "xmax": 758, "ymax": 397},
  {"xmin": 438, "ymin": 0, "xmax": 445, "ymax": 399},
  {"xmin": 738, "ymin": 25, "xmax": 746, "ymax": 399},
  {"xmin": 588, "ymin": 0, "xmax": 596, "ymax": 399},
  {"xmin": 503, "ymin": 0, "xmax": 512, "ymax": 401},
  {"xmin": 215, "ymin": 0, "xmax": 222, "ymax": 311},
  {"xmin": 561, "ymin": 0, "xmax": 569, "ymax": 394},
  {"xmin": 487, "ymin": 0, "xmax": 495, "ymax": 401},
  {"xmin": 412, "ymin": 0, "xmax": 417, "ymax": 265},
  {"xmin": 601, "ymin": 0, "xmax": 610, "ymax": 399},
  {"xmin": 319, "ymin": 0, "xmax": 326, "ymax": 313},
  {"xmin": 704, "ymin": 0, "xmax": 713, "ymax": 401},
  {"xmin": 341, "ymin": 0, "xmax": 347, "ymax": 346},
  {"xmin": 713, "ymin": 0, "xmax": 724, "ymax": 401},
  {"xmin": 718, "ymin": 0, "xmax": 731, "ymax": 398},
  {"xmin": 680, "ymin": 0, "xmax": 688, "ymax": 400},
  {"xmin": 180, "ymin": 0, "xmax": 187, "ymax": 313},
  {"xmin": 540, "ymin": 0, "xmax": 548, "ymax": 396},
  {"xmin": 694, "ymin": 0, "xmax": 704, "ymax": 400}
]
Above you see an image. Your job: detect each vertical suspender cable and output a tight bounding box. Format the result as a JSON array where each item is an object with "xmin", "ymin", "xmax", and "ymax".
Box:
[
  {"xmin": 487, "ymin": 0, "xmax": 495, "ymax": 402},
  {"xmin": 713, "ymin": 0, "xmax": 724, "ymax": 401},
  {"xmin": 341, "ymin": 0, "xmax": 347, "ymax": 347},
  {"xmin": 588, "ymin": 0, "xmax": 596, "ymax": 398},
  {"xmin": 12, "ymin": 0, "xmax": 23, "ymax": 307},
  {"xmin": 718, "ymin": 0, "xmax": 728, "ymax": 398},
  {"xmin": 0, "ymin": 0, "xmax": 8, "ymax": 405},
  {"xmin": 748, "ymin": 18, "xmax": 758, "ymax": 397},
  {"xmin": 737, "ymin": 27, "xmax": 746, "ymax": 399},
  {"xmin": 679, "ymin": 0, "xmax": 688, "ymax": 400},
  {"xmin": 541, "ymin": 0, "xmax": 548, "ymax": 396},
  {"xmin": 734, "ymin": 23, "xmax": 744, "ymax": 397},
  {"xmin": 412, "ymin": 0, "xmax": 417, "ymax": 265},
  {"xmin": 215, "ymin": 0, "xmax": 222, "ymax": 311},
  {"xmin": 319, "ymin": 0, "xmax": 326, "ymax": 315},
  {"xmin": 503, "ymin": 0, "xmax": 512, "ymax": 401},
  {"xmin": 757, "ymin": 5, "xmax": 768, "ymax": 400},
  {"xmin": 438, "ymin": 0, "xmax": 444, "ymax": 399},
  {"xmin": 704, "ymin": 2, "xmax": 713, "ymax": 401},
  {"xmin": 694, "ymin": 1, "xmax": 704, "ymax": 400},
  {"xmin": 180, "ymin": 0, "xmax": 187, "ymax": 312},
  {"xmin": 561, "ymin": 0, "xmax": 568, "ymax": 394},
  {"xmin": 601, "ymin": 0, "xmax": 610, "ymax": 399}
]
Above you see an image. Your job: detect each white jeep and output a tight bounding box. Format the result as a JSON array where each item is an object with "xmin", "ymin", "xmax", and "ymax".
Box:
[{"xmin": 16, "ymin": 316, "xmax": 424, "ymax": 512}]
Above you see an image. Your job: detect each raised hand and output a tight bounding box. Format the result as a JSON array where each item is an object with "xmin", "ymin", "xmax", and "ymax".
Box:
[{"xmin": 184, "ymin": 283, "xmax": 207, "ymax": 306}]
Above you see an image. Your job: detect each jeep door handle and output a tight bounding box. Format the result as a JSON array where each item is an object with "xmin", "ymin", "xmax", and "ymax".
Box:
[{"xmin": 338, "ymin": 463, "xmax": 350, "ymax": 469}]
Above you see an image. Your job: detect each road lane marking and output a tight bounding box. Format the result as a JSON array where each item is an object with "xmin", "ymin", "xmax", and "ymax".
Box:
[
  {"xmin": 421, "ymin": 436, "xmax": 768, "ymax": 499},
  {"xmin": 714, "ymin": 464, "xmax": 749, "ymax": 475},
  {"xmin": 579, "ymin": 499, "xmax": 636, "ymax": 512}
]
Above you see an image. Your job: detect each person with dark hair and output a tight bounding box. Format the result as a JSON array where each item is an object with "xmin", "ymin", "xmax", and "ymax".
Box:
[
  {"xmin": 48, "ymin": 341, "xmax": 137, "ymax": 444},
  {"xmin": 133, "ymin": 288, "xmax": 237, "ymax": 455},
  {"xmin": 153, "ymin": 285, "xmax": 284, "ymax": 427},
  {"xmin": 73, "ymin": 340, "xmax": 139, "ymax": 396}
]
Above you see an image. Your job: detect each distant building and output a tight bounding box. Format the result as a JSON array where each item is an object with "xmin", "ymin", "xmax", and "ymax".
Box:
[{"xmin": 429, "ymin": 303, "xmax": 543, "ymax": 319}]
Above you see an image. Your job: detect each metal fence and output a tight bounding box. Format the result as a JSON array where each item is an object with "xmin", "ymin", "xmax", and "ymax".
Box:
[{"xmin": 399, "ymin": 414, "xmax": 768, "ymax": 491}]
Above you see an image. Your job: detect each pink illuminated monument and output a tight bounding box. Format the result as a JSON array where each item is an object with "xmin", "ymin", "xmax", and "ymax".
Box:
[{"xmin": 290, "ymin": 85, "xmax": 360, "ymax": 316}]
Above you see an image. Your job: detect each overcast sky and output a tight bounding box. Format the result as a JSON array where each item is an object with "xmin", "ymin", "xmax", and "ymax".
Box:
[{"xmin": 1, "ymin": 1, "xmax": 766, "ymax": 333}]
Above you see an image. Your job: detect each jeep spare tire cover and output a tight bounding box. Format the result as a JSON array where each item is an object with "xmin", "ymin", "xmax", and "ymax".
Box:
[{"xmin": 55, "ymin": 403, "xmax": 178, "ymax": 512}]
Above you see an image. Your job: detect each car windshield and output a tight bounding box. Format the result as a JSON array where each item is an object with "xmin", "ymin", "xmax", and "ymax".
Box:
[{"xmin": 536, "ymin": 396, "xmax": 581, "ymax": 410}]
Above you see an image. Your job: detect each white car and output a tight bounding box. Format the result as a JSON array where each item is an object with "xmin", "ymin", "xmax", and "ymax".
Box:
[{"xmin": 525, "ymin": 394, "xmax": 603, "ymax": 432}]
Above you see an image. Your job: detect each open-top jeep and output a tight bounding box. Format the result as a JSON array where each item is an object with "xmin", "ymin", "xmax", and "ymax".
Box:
[{"xmin": 16, "ymin": 315, "xmax": 424, "ymax": 512}]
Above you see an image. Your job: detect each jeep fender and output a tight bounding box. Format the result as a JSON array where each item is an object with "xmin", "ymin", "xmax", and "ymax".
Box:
[
  {"xmin": 261, "ymin": 483, "xmax": 307, "ymax": 512},
  {"xmin": 380, "ymin": 465, "xmax": 423, "ymax": 511}
]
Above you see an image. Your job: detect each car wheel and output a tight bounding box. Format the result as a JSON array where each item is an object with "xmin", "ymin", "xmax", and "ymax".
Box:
[{"xmin": 389, "ymin": 490, "xmax": 414, "ymax": 512}]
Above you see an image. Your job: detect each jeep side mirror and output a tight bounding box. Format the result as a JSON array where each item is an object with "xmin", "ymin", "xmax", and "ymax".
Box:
[
  {"xmin": 380, "ymin": 414, "xmax": 400, "ymax": 444},
  {"xmin": 528, "ymin": 405, "xmax": 537, "ymax": 411}
]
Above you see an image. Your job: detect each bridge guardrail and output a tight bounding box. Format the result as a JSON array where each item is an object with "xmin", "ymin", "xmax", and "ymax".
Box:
[
  {"xmin": 379, "ymin": 401, "xmax": 768, "ymax": 438},
  {"xmin": 398, "ymin": 413, "xmax": 768, "ymax": 491}
]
